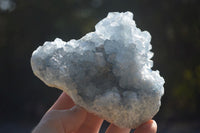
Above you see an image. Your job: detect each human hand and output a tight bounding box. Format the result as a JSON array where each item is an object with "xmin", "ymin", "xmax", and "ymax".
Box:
[{"xmin": 32, "ymin": 92, "xmax": 157, "ymax": 133}]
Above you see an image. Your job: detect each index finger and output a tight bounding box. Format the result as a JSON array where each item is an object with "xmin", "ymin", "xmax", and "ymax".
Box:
[{"xmin": 49, "ymin": 92, "xmax": 75, "ymax": 110}]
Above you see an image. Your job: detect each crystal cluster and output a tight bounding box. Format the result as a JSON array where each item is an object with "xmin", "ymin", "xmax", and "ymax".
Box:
[{"xmin": 31, "ymin": 11, "xmax": 165, "ymax": 128}]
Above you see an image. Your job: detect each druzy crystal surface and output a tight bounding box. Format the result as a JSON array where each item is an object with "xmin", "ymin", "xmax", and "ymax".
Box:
[{"xmin": 31, "ymin": 11, "xmax": 165, "ymax": 128}]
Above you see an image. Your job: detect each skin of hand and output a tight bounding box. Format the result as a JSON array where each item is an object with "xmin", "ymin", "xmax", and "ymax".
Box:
[{"xmin": 32, "ymin": 92, "xmax": 157, "ymax": 133}]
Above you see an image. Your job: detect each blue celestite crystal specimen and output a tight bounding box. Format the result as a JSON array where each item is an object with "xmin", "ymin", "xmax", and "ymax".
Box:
[{"xmin": 31, "ymin": 11, "xmax": 165, "ymax": 128}]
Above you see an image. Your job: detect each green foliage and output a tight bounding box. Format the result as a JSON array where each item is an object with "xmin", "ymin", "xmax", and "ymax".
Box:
[{"xmin": 172, "ymin": 67, "xmax": 200, "ymax": 113}]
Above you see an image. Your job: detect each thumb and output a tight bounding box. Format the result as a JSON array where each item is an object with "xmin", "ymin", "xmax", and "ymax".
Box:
[{"xmin": 33, "ymin": 106, "xmax": 87, "ymax": 133}]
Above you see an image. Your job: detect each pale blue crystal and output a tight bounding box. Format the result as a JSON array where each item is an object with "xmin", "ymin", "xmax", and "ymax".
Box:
[{"xmin": 31, "ymin": 11, "xmax": 165, "ymax": 128}]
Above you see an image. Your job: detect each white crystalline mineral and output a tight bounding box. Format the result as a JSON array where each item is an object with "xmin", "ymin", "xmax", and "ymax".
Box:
[{"xmin": 31, "ymin": 11, "xmax": 165, "ymax": 128}]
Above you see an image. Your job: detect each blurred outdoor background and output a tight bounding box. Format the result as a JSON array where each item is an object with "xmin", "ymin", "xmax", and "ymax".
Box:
[{"xmin": 0, "ymin": 0, "xmax": 200, "ymax": 132}]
